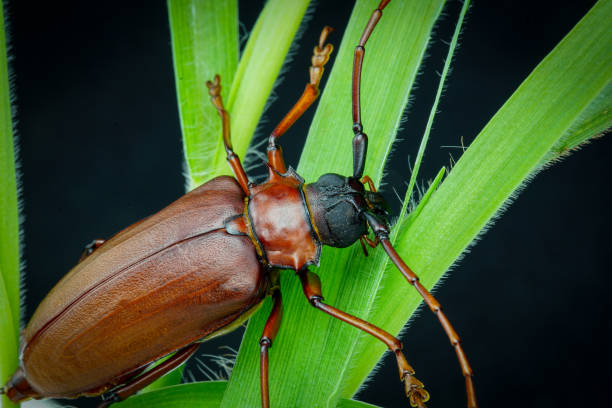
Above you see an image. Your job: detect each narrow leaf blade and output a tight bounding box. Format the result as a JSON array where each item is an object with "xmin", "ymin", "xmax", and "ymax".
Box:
[
  {"xmin": 0, "ymin": 3, "xmax": 20, "ymax": 407},
  {"xmin": 115, "ymin": 381, "xmax": 227, "ymax": 408},
  {"xmin": 167, "ymin": 0, "xmax": 239, "ymax": 190}
]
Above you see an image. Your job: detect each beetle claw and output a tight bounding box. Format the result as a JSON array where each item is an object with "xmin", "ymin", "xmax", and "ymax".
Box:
[{"xmin": 403, "ymin": 373, "xmax": 430, "ymax": 408}]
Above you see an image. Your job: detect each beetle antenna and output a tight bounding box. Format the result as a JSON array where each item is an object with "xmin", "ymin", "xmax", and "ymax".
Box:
[
  {"xmin": 351, "ymin": 0, "xmax": 391, "ymax": 179},
  {"xmin": 382, "ymin": 237, "xmax": 477, "ymax": 408}
]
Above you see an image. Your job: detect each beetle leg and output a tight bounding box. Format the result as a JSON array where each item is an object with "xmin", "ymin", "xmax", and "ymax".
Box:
[
  {"xmin": 259, "ymin": 285, "xmax": 283, "ymax": 408},
  {"xmin": 298, "ymin": 269, "xmax": 429, "ymax": 408},
  {"xmin": 360, "ymin": 175, "xmax": 377, "ymax": 192},
  {"xmin": 97, "ymin": 343, "xmax": 199, "ymax": 408},
  {"xmin": 351, "ymin": 0, "xmax": 391, "ymax": 179},
  {"xmin": 267, "ymin": 26, "xmax": 334, "ymax": 174},
  {"xmin": 206, "ymin": 75, "xmax": 250, "ymax": 194},
  {"xmin": 358, "ymin": 236, "xmax": 369, "ymax": 256},
  {"xmin": 78, "ymin": 239, "xmax": 105, "ymax": 262},
  {"xmin": 362, "ymin": 234, "xmax": 379, "ymax": 248}
]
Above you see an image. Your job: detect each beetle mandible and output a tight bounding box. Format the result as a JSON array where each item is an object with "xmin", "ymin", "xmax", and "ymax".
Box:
[{"xmin": 2, "ymin": 1, "xmax": 477, "ymax": 407}]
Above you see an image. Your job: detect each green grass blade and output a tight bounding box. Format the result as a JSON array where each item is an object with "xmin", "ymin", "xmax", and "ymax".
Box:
[
  {"xmin": 0, "ymin": 3, "xmax": 20, "ymax": 407},
  {"xmin": 402, "ymin": 0, "xmax": 470, "ymax": 220},
  {"xmin": 167, "ymin": 0, "xmax": 239, "ymax": 190},
  {"xmin": 401, "ymin": 166, "xmax": 446, "ymax": 232},
  {"xmin": 352, "ymin": 1, "xmax": 612, "ymax": 399},
  {"xmin": 542, "ymin": 79, "xmax": 612, "ymax": 164},
  {"xmin": 336, "ymin": 399, "xmax": 380, "ymax": 408},
  {"xmin": 221, "ymin": 2, "xmax": 445, "ymax": 407},
  {"xmin": 115, "ymin": 381, "xmax": 227, "ymax": 408}
]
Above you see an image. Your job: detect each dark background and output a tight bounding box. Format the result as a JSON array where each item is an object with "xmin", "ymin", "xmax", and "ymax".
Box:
[{"xmin": 5, "ymin": 0, "xmax": 610, "ymax": 407}]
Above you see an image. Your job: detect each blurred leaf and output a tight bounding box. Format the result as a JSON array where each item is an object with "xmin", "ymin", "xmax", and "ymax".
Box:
[
  {"xmin": 116, "ymin": 382, "xmax": 226, "ymax": 408},
  {"xmin": 0, "ymin": 2, "xmax": 20, "ymax": 407}
]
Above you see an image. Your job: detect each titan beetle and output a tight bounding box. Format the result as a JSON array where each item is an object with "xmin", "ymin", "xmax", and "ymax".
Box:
[{"xmin": 3, "ymin": 1, "xmax": 477, "ymax": 407}]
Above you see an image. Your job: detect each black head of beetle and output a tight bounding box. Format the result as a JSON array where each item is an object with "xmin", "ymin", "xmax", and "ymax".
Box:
[{"xmin": 304, "ymin": 173, "xmax": 390, "ymax": 248}]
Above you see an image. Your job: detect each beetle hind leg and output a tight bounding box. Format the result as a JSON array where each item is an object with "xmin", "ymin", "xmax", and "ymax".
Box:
[
  {"xmin": 97, "ymin": 343, "xmax": 199, "ymax": 407},
  {"xmin": 259, "ymin": 277, "xmax": 283, "ymax": 408}
]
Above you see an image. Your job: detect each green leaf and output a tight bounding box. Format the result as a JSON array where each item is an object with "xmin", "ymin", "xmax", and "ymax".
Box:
[
  {"xmin": 336, "ymin": 398, "xmax": 380, "ymax": 408},
  {"xmin": 541, "ymin": 79, "xmax": 612, "ymax": 165},
  {"xmin": 403, "ymin": 0, "xmax": 470, "ymax": 219},
  {"xmin": 0, "ymin": 2, "xmax": 20, "ymax": 407},
  {"xmin": 221, "ymin": 1, "xmax": 446, "ymax": 407},
  {"xmin": 115, "ymin": 381, "xmax": 227, "ymax": 408}
]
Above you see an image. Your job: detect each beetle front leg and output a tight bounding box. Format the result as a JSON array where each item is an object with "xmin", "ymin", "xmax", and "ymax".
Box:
[
  {"xmin": 298, "ymin": 269, "xmax": 429, "ymax": 408},
  {"xmin": 206, "ymin": 75, "xmax": 250, "ymax": 194},
  {"xmin": 260, "ymin": 283, "xmax": 283, "ymax": 408},
  {"xmin": 97, "ymin": 343, "xmax": 199, "ymax": 408}
]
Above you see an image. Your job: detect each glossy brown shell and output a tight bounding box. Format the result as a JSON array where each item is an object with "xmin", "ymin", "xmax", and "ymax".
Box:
[
  {"xmin": 247, "ymin": 168, "xmax": 321, "ymax": 270},
  {"xmin": 20, "ymin": 176, "xmax": 266, "ymax": 398}
]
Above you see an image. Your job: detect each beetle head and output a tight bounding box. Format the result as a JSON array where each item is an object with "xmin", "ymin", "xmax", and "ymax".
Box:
[{"xmin": 304, "ymin": 173, "xmax": 390, "ymax": 248}]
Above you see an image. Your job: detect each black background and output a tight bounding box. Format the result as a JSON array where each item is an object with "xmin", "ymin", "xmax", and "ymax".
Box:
[{"xmin": 5, "ymin": 0, "xmax": 611, "ymax": 407}]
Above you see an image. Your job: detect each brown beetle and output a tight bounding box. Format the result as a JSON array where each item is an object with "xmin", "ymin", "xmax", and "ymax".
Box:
[{"xmin": 3, "ymin": 1, "xmax": 477, "ymax": 407}]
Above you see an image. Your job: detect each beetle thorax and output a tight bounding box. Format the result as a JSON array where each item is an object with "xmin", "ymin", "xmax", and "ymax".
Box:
[{"xmin": 246, "ymin": 168, "xmax": 321, "ymax": 270}]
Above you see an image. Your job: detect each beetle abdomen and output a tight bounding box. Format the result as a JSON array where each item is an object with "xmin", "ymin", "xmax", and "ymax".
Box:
[{"xmin": 18, "ymin": 176, "xmax": 266, "ymax": 398}]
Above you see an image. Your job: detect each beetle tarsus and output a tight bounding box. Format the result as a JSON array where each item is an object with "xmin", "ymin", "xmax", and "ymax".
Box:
[
  {"xmin": 403, "ymin": 372, "xmax": 429, "ymax": 408},
  {"xmin": 266, "ymin": 25, "xmax": 335, "ymax": 174}
]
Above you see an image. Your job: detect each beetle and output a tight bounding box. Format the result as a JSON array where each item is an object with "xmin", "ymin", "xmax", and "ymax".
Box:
[{"xmin": 2, "ymin": 1, "xmax": 478, "ymax": 407}]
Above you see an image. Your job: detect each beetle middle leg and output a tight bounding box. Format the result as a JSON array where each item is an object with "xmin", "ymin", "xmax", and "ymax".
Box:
[
  {"xmin": 259, "ymin": 276, "xmax": 283, "ymax": 408},
  {"xmin": 267, "ymin": 26, "xmax": 334, "ymax": 174},
  {"xmin": 298, "ymin": 269, "xmax": 429, "ymax": 408},
  {"xmin": 97, "ymin": 343, "xmax": 199, "ymax": 408}
]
